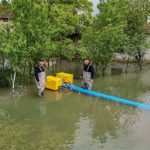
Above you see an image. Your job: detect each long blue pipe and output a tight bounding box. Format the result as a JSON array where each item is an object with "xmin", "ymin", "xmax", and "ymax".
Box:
[{"xmin": 66, "ymin": 84, "xmax": 150, "ymax": 110}]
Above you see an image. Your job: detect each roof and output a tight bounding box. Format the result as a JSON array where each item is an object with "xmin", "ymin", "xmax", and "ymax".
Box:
[{"xmin": 0, "ymin": 4, "xmax": 12, "ymax": 20}]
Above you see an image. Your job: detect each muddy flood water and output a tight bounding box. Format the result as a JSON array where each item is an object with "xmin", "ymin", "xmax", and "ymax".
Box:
[{"xmin": 0, "ymin": 68, "xmax": 150, "ymax": 150}]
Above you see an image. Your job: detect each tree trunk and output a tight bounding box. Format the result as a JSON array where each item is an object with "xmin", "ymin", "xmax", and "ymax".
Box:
[
  {"xmin": 135, "ymin": 55, "xmax": 143, "ymax": 71},
  {"xmin": 126, "ymin": 57, "xmax": 129, "ymax": 73},
  {"xmin": 52, "ymin": 60, "xmax": 54, "ymax": 75},
  {"xmin": 47, "ymin": 58, "xmax": 50, "ymax": 68},
  {"xmin": 11, "ymin": 71, "xmax": 16, "ymax": 89},
  {"xmin": 2, "ymin": 56, "xmax": 5, "ymax": 70},
  {"xmin": 29, "ymin": 62, "xmax": 32, "ymax": 84},
  {"xmin": 138, "ymin": 61, "xmax": 143, "ymax": 70}
]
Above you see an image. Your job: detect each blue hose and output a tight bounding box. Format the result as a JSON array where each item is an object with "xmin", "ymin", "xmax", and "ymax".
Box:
[{"xmin": 66, "ymin": 84, "xmax": 150, "ymax": 110}]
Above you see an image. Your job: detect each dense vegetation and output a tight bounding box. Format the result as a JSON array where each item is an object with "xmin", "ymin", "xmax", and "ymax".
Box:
[{"xmin": 0, "ymin": 0, "xmax": 150, "ymax": 88}]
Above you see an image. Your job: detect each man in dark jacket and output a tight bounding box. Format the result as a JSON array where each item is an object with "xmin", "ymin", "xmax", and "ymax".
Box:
[
  {"xmin": 82, "ymin": 58, "xmax": 94, "ymax": 90},
  {"xmin": 34, "ymin": 59, "xmax": 46, "ymax": 96}
]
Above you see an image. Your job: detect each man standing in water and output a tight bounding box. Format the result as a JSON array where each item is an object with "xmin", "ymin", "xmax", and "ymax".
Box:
[
  {"xmin": 34, "ymin": 59, "xmax": 46, "ymax": 96},
  {"xmin": 82, "ymin": 58, "xmax": 94, "ymax": 90}
]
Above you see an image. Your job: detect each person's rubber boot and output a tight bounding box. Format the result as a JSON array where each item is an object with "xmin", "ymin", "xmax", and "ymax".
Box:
[
  {"xmin": 38, "ymin": 89, "xmax": 42, "ymax": 97},
  {"xmin": 41, "ymin": 91, "xmax": 44, "ymax": 96}
]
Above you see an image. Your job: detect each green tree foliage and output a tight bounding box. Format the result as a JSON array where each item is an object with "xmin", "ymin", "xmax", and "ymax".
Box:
[
  {"xmin": 0, "ymin": 0, "xmax": 149, "ymax": 87},
  {"xmin": 82, "ymin": 0, "xmax": 129, "ymax": 75},
  {"xmin": 12, "ymin": 0, "xmax": 52, "ymax": 62},
  {"xmin": 125, "ymin": 0, "xmax": 150, "ymax": 70},
  {"xmin": 81, "ymin": 0, "xmax": 149, "ymax": 75},
  {"xmin": 46, "ymin": 0, "xmax": 93, "ymax": 61},
  {"xmin": 10, "ymin": 0, "xmax": 92, "ymax": 63},
  {"xmin": 0, "ymin": 0, "xmax": 93, "ymax": 87},
  {"xmin": 0, "ymin": 0, "xmax": 53, "ymax": 87}
]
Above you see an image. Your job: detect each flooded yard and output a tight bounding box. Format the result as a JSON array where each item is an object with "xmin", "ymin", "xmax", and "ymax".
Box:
[{"xmin": 0, "ymin": 69, "xmax": 150, "ymax": 150}]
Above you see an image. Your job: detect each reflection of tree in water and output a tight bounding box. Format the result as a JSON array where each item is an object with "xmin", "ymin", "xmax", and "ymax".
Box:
[
  {"xmin": 0, "ymin": 87, "xmax": 28, "ymax": 105},
  {"xmin": 0, "ymin": 108, "xmax": 31, "ymax": 150},
  {"xmin": 96, "ymin": 74, "xmax": 149, "ymax": 102},
  {"xmin": 79, "ymin": 73, "xmax": 146, "ymax": 144},
  {"xmin": 0, "ymin": 93, "xmax": 82, "ymax": 150},
  {"xmin": 80, "ymin": 97, "xmax": 138, "ymax": 144},
  {"xmin": 0, "ymin": 72, "xmax": 148, "ymax": 149},
  {"xmin": 31, "ymin": 97, "xmax": 81, "ymax": 150}
]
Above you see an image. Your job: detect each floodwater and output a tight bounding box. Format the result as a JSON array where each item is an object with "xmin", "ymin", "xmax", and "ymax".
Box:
[{"xmin": 0, "ymin": 69, "xmax": 150, "ymax": 150}]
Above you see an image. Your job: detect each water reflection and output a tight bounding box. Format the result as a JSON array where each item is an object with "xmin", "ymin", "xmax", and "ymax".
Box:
[
  {"xmin": 78, "ymin": 96, "xmax": 138, "ymax": 145},
  {"xmin": 44, "ymin": 89, "xmax": 73, "ymax": 102},
  {"xmin": 71, "ymin": 117, "xmax": 101, "ymax": 150},
  {"xmin": 0, "ymin": 71, "xmax": 150, "ymax": 149}
]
